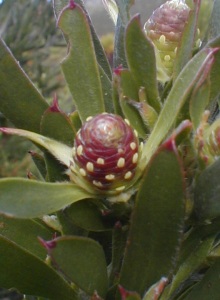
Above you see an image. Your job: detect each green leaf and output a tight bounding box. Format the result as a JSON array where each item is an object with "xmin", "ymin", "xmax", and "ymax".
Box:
[
  {"xmin": 109, "ymin": 224, "xmax": 128, "ymax": 287},
  {"xmin": 69, "ymin": 110, "xmax": 82, "ymax": 132},
  {"xmin": 53, "ymin": 0, "xmax": 112, "ymax": 79},
  {"xmin": 114, "ymin": 17, "xmax": 128, "ymax": 68},
  {"xmin": 0, "ymin": 39, "xmax": 48, "ymax": 133},
  {"xmin": 125, "ymin": 15, "xmax": 161, "ymax": 113},
  {"xmin": 40, "ymin": 101, "xmax": 76, "ymax": 182},
  {"xmin": 0, "ymin": 235, "xmax": 76, "ymax": 300},
  {"xmin": 189, "ymin": 73, "xmax": 211, "ymax": 130},
  {"xmin": 173, "ymin": 1, "xmax": 201, "ymax": 80},
  {"xmin": 178, "ymin": 218, "xmax": 220, "ymax": 266},
  {"xmin": 48, "ymin": 236, "xmax": 108, "ymax": 297},
  {"xmin": 0, "ymin": 127, "xmax": 73, "ymax": 167},
  {"xmin": 64, "ymin": 200, "xmax": 112, "ymax": 232},
  {"xmin": 40, "ymin": 101, "xmax": 76, "ymax": 146},
  {"xmin": 205, "ymin": 0, "xmax": 220, "ymax": 42},
  {"xmin": 120, "ymin": 69, "xmax": 139, "ymax": 101},
  {"xmin": 142, "ymin": 48, "xmax": 217, "ymax": 167},
  {"xmin": 183, "ymin": 259, "xmax": 220, "ymax": 300},
  {"xmin": 57, "ymin": 3, "xmax": 105, "ymax": 122},
  {"xmin": 115, "ymin": 0, "xmax": 133, "ymax": 26},
  {"xmin": 0, "ymin": 178, "xmax": 91, "ymax": 218},
  {"xmin": 0, "ymin": 215, "xmax": 52, "ymax": 260},
  {"xmin": 207, "ymin": 36, "xmax": 220, "ymax": 102},
  {"xmin": 120, "ymin": 98, "xmax": 148, "ymax": 138},
  {"xmin": 29, "ymin": 151, "xmax": 47, "ymax": 179},
  {"xmin": 118, "ymin": 139, "xmax": 185, "ymax": 297},
  {"xmin": 143, "ymin": 277, "xmax": 168, "ymax": 300},
  {"xmin": 169, "ymin": 237, "xmax": 214, "ymax": 297},
  {"xmin": 113, "ymin": 0, "xmax": 134, "ymax": 68},
  {"xmin": 194, "ymin": 158, "xmax": 220, "ymax": 220},
  {"xmin": 44, "ymin": 152, "xmax": 69, "ymax": 182},
  {"xmin": 103, "ymin": 0, "xmax": 118, "ymax": 24},
  {"xmin": 99, "ymin": 65, "xmax": 114, "ymax": 114}
]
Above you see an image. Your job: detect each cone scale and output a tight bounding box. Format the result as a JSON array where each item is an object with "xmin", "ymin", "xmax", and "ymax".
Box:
[
  {"xmin": 72, "ymin": 113, "xmax": 139, "ymax": 192},
  {"xmin": 144, "ymin": 0, "xmax": 191, "ymax": 77}
]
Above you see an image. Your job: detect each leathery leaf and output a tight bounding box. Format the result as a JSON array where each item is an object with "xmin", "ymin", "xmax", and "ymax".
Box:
[
  {"xmin": 118, "ymin": 138, "xmax": 185, "ymax": 297},
  {"xmin": 0, "ymin": 39, "xmax": 48, "ymax": 133},
  {"xmin": 57, "ymin": 3, "xmax": 105, "ymax": 121},
  {"xmin": 47, "ymin": 236, "xmax": 108, "ymax": 297},
  {"xmin": 142, "ymin": 48, "xmax": 218, "ymax": 168},
  {"xmin": 0, "ymin": 178, "xmax": 91, "ymax": 218},
  {"xmin": 0, "ymin": 236, "xmax": 77, "ymax": 300}
]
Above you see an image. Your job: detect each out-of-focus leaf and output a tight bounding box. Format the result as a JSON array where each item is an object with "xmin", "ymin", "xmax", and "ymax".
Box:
[
  {"xmin": 194, "ymin": 158, "xmax": 220, "ymax": 220},
  {"xmin": 142, "ymin": 48, "xmax": 218, "ymax": 167},
  {"xmin": 0, "ymin": 39, "xmax": 48, "ymax": 133},
  {"xmin": 0, "ymin": 288, "xmax": 23, "ymax": 300},
  {"xmin": 102, "ymin": 0, "xmax": 118, "ymax": 25},
  {"xmin": 53, "ymin": 0, "xmax": 112, "ymax": 79},
  {"xmin": 125, "ymin": 15, "xmax": 161, "ymax": 113},
  {"xmin": 48, "ymin": 236, "xmax": 108, "ymax": 297},
  {"xmin": 173, "ymin": 1, "xmax": 201, "ymax": 80},
  {"xmin": 183, "ymin": 259, "xmax": 220, "ymax": 300},
  {"xmin": 0, "ymin": 236, "xmax": 77, "ymax": 300},
  {"xmin": 57, "ymin": 3, "xmax": 105, "ymax": 122},
  {"xmin": 0, "ymin": 178, "xmax": 91, "ymax": 218},
  {"xmin": 64, "ymin": 200, "xmax": 112, "ymax": 232},
  {"xmin": 0, "ymin": 215, "xmax": 52, "ymax": 260},
  {"xmin": 118, "ymin": 139, "xmax": 185, "ymax": 297}
]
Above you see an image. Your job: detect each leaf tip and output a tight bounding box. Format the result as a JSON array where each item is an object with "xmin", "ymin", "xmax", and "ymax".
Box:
[
  {"xmin": 38, "ymin": 237, "xmax": 57, "ymax": 251},
  {"xmin": 113, "ymin": 64, "xmax": 123, "ymax": 76},
  {"xmin": 0, "ymin": 127, "xmax": 9, "ymax": 134},
  {"xmin": 163, "ymin": 137, "xmax": 176, "ymax": 152},
  {"xmin": 114, "ymin": 221, "xmax": 122, "ymax": 229},
  {"xmin": 118, "ymin": 285, "xmax": 128, "ymax": 300},
  {"xmin": 68, "ymin": 0, "xmax": 76, "ymax": 9},
  {"xmin": 49, "ymin": 94, "xmax": 61, "ymax": 113}
]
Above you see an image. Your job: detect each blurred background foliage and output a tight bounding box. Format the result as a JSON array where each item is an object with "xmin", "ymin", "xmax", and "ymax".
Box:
[{"xmin": 0, "ymin": 0, "xmax": 211, "ymax": 178}]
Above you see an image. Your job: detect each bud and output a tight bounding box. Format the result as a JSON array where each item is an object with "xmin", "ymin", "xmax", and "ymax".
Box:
[
  {"xmin": 144, "ymin": 0, "xmax": 191, "ymax": 80},
  {"xmin": 72, "ymin": 113, "xmax": 139, "ymax": 193}
]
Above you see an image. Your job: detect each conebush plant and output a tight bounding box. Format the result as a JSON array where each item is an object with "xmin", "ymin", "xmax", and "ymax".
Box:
[{"xmin": 1, "ymin": 0, "xmax": 220, "ymax": 299}]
